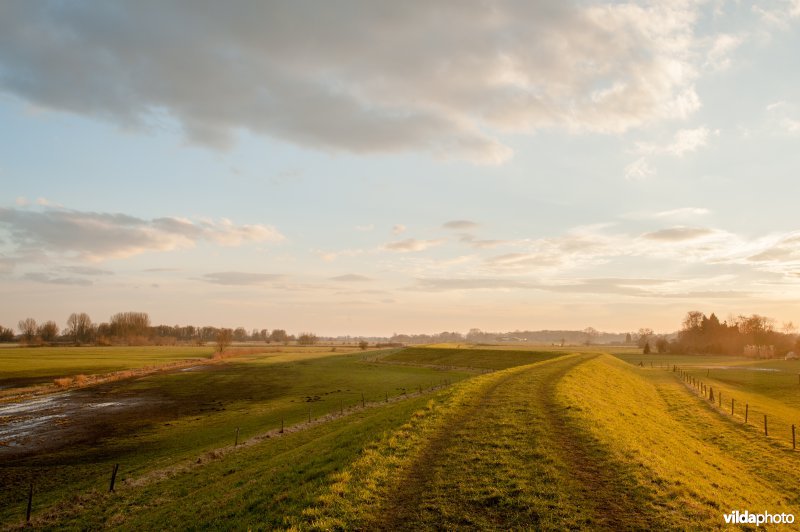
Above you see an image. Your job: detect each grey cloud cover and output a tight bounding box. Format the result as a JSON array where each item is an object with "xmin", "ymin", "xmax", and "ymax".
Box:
[
  {"xmin": 443, "ymin": 220, "xmax": 479, "ymax": 230},
  {"xmin": 384, "ymin": 238, "xmax": 446, "ymax": 253},
  {"xmin": 642, "ymin": 227, "xmax": 715, "ymax": 241},
  {"xmin": 0, "ymin": 1, "xmax": 701, "ymax": 164},
  {"xmin": 201, "ymin": 272, "xmax": 284, "ymax": 286},
  {"xmin": 23, "ymin": 272, "xmax": 92, "ymax": 286},
  {"xmin": 330, "ymin": 274, "xmax": 373, "ymax": 282},
  {"xmin": 0, "ymin": 207, "xmax": 283, "ymax": 261}
]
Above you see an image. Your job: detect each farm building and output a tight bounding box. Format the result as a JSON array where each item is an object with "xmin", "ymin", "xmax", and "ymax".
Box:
[{"xmin": 785, "ymin": 351, "xmax": 798, "ymax": 360}]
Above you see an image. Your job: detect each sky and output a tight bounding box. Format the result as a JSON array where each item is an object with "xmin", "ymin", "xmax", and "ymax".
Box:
[{"xmin": 2, "ymin": 0, "xmax": 800, "ymax": 336}]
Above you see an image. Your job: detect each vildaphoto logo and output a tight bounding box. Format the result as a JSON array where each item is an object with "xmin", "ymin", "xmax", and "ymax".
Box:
[{"xmin": 723, "ymin": 510, "xmax": 795, "ymax": 526}]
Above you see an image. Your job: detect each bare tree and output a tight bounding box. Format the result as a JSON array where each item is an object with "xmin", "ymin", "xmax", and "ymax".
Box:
[
  {"xmin": 37, "ymin": 321, "xmax": 59, "ymax": 342},
  {"xmin": 18, "ymin": 318, "xmax": 37, "ymax": 343},
  {"xmin": 215, "ymin": 328, "xmax": 233, "ymax": 354},
  {"xmin": 270, "ymin": 329, "xmax": 288, "ymax": 344},
  {"xmin": 0, "ymin": 326, "xmax": 15, "ymax": 342},
  {"xmin": 109, "ymin": 311, "xmax": 150, "ymax": 341},
  {"xmin": 67, "ymin": 313, "xmax": 93, "ymax": 344},
  {"xmin": 297, "ymin": 332, "xmax": 318, "ymax": 346}
]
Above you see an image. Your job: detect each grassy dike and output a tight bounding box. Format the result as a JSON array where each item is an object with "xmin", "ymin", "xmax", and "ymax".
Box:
[{"xmin": 556, "ymin": 355, "xmax": 800, "ymax": 528}]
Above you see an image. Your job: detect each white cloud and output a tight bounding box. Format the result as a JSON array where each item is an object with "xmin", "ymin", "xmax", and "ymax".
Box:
[
  {"xmin": 628, "ymin": 126, "xmax": 713, "ymax": 180},
  {"xmin": 14, "ymin": 197, "xmax": 28, "ymax": 206},
  {"xmin": 0, "ymin": 2, "xmax": 703, "ymax": 164},
  {"xmin": 355, "ymin": 224, "xmax": 374, "ymax": 232},
  {"xmin": 704, "ymin": 34, "xmax": 743, "ymax": 71},
  {"xmin": 391, "ymin": 224, "xmax": 407, "ymax": 235},
  {"xmin": 653, "ymin": 207, "xmax": 710, "ymax": 218},
  {"xmin": 35, "ymin": 197, "xmax": 62, "ymax": 207},
  {"xmin": 765, "ymin": 100, "xmax": 800, "ymax": 135},
  {"xmin": 624, "ymin": 157, "xmax": 656, "ymax": 181},
  {"xmin": 384, "ymin": 238, "xmax": 446, "ymax": 253},
  {"xmin": 754, "ymin": 1, "xmax": 800, "ymax": 29},
  {"xmin": 636, "ymin": 127, "xmax": 712, "ymax": 157},
  {"xmin": 0, "ymin": 207, "xmax": 283, "ymax": 262}
]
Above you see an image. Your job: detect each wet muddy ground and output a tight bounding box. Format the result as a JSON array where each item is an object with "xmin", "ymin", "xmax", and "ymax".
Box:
[{"xmin": 0, "ymin": 366, "xmax": 215, "ymax": 460}]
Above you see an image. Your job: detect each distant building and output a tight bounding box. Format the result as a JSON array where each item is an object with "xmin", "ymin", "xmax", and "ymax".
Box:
[
  {"xmin": 785, "ymin": 351, "xmax": 798, "ymax": 360},
  {"xmin": 743, "ymin": 344, "xmax": 775, "ymax": 358}
]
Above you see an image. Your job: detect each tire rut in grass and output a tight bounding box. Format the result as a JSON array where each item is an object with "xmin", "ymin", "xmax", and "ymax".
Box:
[
  {"xmin": 371, "ymin": 367, "xmax": 524, "ymax": 530},
  {"xmin": 371, "ymin": 353, "xmax": 671, "ymax": 530},
  {"xmin": 536, "ymin": 355, "xmax": 670, "ymax": 530}
]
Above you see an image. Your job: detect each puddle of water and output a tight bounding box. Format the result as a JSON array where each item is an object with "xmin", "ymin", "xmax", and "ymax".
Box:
[
  {"xmin": 0, "ymin": 413, "xmax": 67, "ymax": 440},
  {"xmin": 87, "ymin": 402, "xmax": 121, "ymax": 408},
  {"xmin": 0, "ymin": 393, "xmax": 69, "ymax": 416},
  {"xmin": 699, "ymin": 365, "xmax": 780, "ymax": 372}
]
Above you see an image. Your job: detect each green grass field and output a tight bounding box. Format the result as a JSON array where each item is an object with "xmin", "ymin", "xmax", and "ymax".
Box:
[
  {"xmin": 379, "ymin": 346, "xmax": 565, "ymax": 370},
  {"xmin": 4, "ymin": 345, "xmax": 800, "ymax": 529},
  {"xmin": 0, "ymin": 345, "xmax": 215, "ymax": 388},
  {"xmin": 0, "ymin": 347, "xmax": 471, "ymax": 526}
]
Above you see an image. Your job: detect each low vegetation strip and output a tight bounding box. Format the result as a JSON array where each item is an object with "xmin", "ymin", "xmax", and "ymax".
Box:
[{"xmin": 380, "ymin": 347, "xmax": 564, "ymax": 371}]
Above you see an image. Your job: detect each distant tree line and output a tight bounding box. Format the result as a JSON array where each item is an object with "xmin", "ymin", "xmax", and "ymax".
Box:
[
  {"xmin": 0, "ymin": 312, "xmax": 301, "ymax": 347},
  {"xmin": 665, "ymin": 311, "xmax": 798, "ymax": 357}
]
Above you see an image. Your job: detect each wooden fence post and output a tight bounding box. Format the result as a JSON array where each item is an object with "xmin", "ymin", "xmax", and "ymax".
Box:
[
  {"xmin": 793, "ymin": 425, "xmax": 796, "ymax": 450},
  {"xmin": 719, "ymin": 392, "xmax": 722, "ymax": 408},
  {"xmin": 764, "ymin": 414, "xmax": 768, "ymax": 436},
  {"xmin": 26, "ymin": 482, "xmax": 33, "ymax": 523},
  {"xmin": 361, "ymin": 392, "xmax": 365, "ymax": 408},
  {"xmin": 308, "ymin": 407, "xmax": 311, "ymax": 423},
  {"xmin": 235, "ymin": 427, "xmax": 240, "ymax": 447},
  {"xmin": 280, "ymin": 418, "xmax": 284, "ymax": 433},
  {"xmin": 385, "ymin": 391, "xmax": 388, "ymax": 403},
  {"xmin": 731, "ymin": 398, "xmax": 734, "ymax": 416},
  {"xmin": 745, "ymin": 403, "xmax": 749, "ymax": 423},
  {"xmin": 109, "ymin": 463, "xmax": 119, "ymax": 492}
]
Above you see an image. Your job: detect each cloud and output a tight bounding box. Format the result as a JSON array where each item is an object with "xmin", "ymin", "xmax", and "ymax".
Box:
[
  {"xmin": 636, "ymin": 127, "xmax": 712, "ymax": 157},
  {"xmin": 0, "ymin": 2, "xmax": 703, "ymax": 163},
  {"xmin": 624, "ymin": 157, "xmax": 655, "ymax": 181},
  {"xmin": 61, "ymin": 266, "xmax": 114, "ymax": 276},
  {"xmin": 765, "ymin": 101, "xmax": 800, "ymax": 135},
  {"xmin": 384, "ymin": 238, "xmax": 446, "ymax": 253},
  {"xmin": 413, "ymin": 278, "xmax": 532, "ymax": 291},
  {"xmin": 653, "ymin": 207, "xmax": 710, "ymax": 218},
  {"xmin": 642, "ymin": 227, "xmax": 716, "ymax": 241},
  {"xmin": 0, "ymin": 255, "xmax": 15, "ymax": 274},
  {"xmin": 35, "ymin": 197, "xmax": 63, "ymax": 207},
  {"xmin": 355, "ymin": 224, "xmax": 374, "ymax": 232},
  {"xmin": 15, "ymin": 197, "xmax": 28, "ymax": 206},
  {"xmin": 622, "ymin": 207, "xmax": 711, "ymax": 220},
  {"xmin": 0, "ymin": 207, "xmax": 283, "ymax": 261},
  {"xmin": 704, "ymin": 34, "xmax": 743, "ymax": 71},
  {"xmin": 391, "ymin": 224, "xmax": 407, "ymax": 235},
  {"xmin": 459, "ymin": 234, "xmax": 508, "ymax": 249},
  {"xmin": 753, "ymin": 1, "xmax": 800, "ymax": 29},
  {"xmin": 412, "ymin": 276, "xmax": 673, "ymax": 297},
  {"xmin": 23, "ymin": 272, "xmax": 92, "ymax": 286},
  {"xmin": 443, "ymin": 220, "xmax": 478, "ymax": 230},
  {"xmin": 201, "ymin": 272, "xmax": 284, "ymax": 286},
  {"xmin": 330, "ymin": 274, "xmax": 373, "ymax": 282}
]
